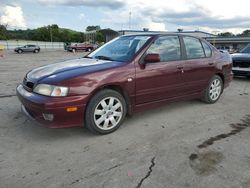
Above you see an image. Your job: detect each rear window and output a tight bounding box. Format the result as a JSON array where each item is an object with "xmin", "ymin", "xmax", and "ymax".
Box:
[
  {"xmin": 201, "ymin": 41, "xmax": 212, "ymax": 57},
  {"xmin": 183, "ymin": 37, "xmax": 205, "ymax": 59}
]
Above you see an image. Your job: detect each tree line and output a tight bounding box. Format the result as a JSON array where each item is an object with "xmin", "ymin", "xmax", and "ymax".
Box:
[
  {"xmin": 0, "ymin": 24, "xmax": 85, "ymax": 42},
  {"xmin": 218, "ymin": 30, "xmax": 250, "ymax": 37},
  {"xmin": 1, "ymin": 23, "xmax": 250, "ymax": 42}
]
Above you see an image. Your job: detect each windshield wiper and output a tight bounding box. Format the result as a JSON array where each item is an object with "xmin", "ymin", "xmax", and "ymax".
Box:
[{"xmin": 94, "ymin": 55, "xmax": 113, "ymax": 61}]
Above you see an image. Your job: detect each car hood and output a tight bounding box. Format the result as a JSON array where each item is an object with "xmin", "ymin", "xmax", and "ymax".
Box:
[
  {"xmin": 231, "ymin": 53, "xmax": 250, "ymax": 62},
  {"xmin": 26, "ymin": 58, "xmax": 125, "ymax": 84}
]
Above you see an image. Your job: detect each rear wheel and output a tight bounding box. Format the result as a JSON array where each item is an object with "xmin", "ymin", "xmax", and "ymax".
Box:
[
  {"xmin": 85, "ymin": 89, "xmax": 126, "ymax": 134},
  {"xmin": 203, "ymin": 75, "xmax": 223, "ymax": 104},
  {"xmin": 34, "ymin": 49, "xmax": 39, "ymax": 53}
]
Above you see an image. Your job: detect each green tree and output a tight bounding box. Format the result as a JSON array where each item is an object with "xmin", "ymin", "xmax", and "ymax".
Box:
[
  {"xmin": 96, "ymin": 31, "xmax": 105, "ymax": 42},
  {"xmin": 70, "ymin": 32, "xmax": 84, "ymax": 42},
  {"xmin": 86, "ymin": 25, "xmax": 101, "ymax": 32},
  {"xmin": 218, "ymin": 32, "xmax": 234, "ymax": 37},
  {"xmin": 50, "ymin": 24, "xmax": 60, "ymax": 41},
  {"xmin": 238, "ymin": 30, "xmax": 250, "ymax": 36},
  {"xmin": 1, "ymin": 24, "xmax": 85, "ymax": 42},
  {"xmin": 0, "ymin": 24, "xmax": 9, "ymax": 40},
  {"xmin": 35, "ymin": 26, "xmax": 50, "ymax": 41}
]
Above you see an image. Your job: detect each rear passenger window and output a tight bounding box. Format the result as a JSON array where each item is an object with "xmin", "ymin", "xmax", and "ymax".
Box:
[
  {"xmin": 147, "ymin": 36, "xmax": 181, "ymax": 62},
  {"xmin": 183, "ymin": 37, "xmax": 205, "ymax": 59},
  {"xmin": 202, "ymin": 41, "xmax": 212, "ymax": 57}
]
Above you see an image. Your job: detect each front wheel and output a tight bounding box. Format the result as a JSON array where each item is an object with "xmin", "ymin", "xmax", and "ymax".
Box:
[
  {"xmin": 85, "ymin": 89, "xmax": 127, "ymax": 134},
  {"xmin": 203, "ymin": 75, "xmax": 223, "ymax": 104}
]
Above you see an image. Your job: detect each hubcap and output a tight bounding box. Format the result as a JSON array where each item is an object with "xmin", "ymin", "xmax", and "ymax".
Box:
[
  {"xmin": 94, "ymin": 97, "xmax": 123, "ymax": 130},
  {"xmin": 209, "ymin": 78, "xmax": 222, "ymax": 101}
]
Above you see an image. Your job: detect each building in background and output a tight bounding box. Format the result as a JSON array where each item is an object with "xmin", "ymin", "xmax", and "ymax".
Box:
[
  {"xmin": 84, "ymin": 28, "xmax": 250, "ymax": 52},
  {"xmin": 85, "ymin": 29, "xmax": 119, "ymax": 43},
  {"xmin": 205, "ymin": 37, "xmax": 250, "ymax": 52}
]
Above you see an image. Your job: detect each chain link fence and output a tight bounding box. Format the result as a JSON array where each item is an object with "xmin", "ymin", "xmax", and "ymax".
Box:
[{"xmin": 0, "ymin": 40, "xmax": 65, "ymax": 50}]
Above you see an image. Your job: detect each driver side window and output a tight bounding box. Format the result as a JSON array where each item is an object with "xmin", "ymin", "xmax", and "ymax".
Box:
[{"xmin": 147, "ymin": 36, "xmax": 181, "ymax": 62}]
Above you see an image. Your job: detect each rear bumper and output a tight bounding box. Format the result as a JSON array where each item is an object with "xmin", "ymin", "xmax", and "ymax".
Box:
[{"xmin": 16, "ymin": 84, "xmax": 88, "ymax": 128}]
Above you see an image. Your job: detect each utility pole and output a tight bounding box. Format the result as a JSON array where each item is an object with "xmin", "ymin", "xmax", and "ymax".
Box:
[
  {"xmin": 129, "ymin": 11, "xmax": 131, "ymax": 30},
  {"xmin": 50, "ymin": 26, "xmax": 53, "ymax": 43},
  {"xmin": 212, "ymin": 30, "xmax": 219, "ymax": 46}
]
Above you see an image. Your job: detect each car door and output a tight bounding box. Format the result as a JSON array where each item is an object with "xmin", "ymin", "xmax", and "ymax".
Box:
[
  {"xmin": 135, "ymin": 35, "xmax": 189, "ymax": 105},
  {"xmin": 27, "ymin": 45, "xmax": 33, "ymax": 52},
  {"xmin": 23, "ymin": 45, "xmax": 29, "ymax": 52},
  {"xmin": 181, "ymin": 36, "xmax": 215, "ymax": 94}
]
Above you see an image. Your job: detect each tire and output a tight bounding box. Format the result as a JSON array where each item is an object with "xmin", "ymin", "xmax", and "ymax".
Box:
[
  {"xmin": 72, "ymin": 48, "xmax": 76, "ymax": 53},
  {"xmin": 18, "ymin": 49, "xmax": 23, "ymax": 53},
  {"xmin": 203, "ymin": 75, "xmax": 223, "ymax": 104},
  {"xmin": 85, "ymin": 89, "xmax": 127, "ymax": 134},
  {"xmin": 34, "ymin": 49, "xmax": 39, "ymax": 53},
  {"xmin": 87, "ymin": 48, "xmax": 92, "ymax": 52}
]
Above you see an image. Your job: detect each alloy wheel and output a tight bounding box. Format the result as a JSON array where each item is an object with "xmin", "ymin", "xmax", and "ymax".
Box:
[
  {"xmin": 94, "ymin": 97, "xmax": 123, "ymax": 131},
  {"xmin": 209, "ymin": 78, "xmax": 222, "ymax": 101}
]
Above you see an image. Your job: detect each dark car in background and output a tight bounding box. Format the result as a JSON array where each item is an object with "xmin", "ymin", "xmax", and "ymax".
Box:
[
  {"xmin": 14, "ymin": 45, "xmax": 40, "ymax": 53},
  {"xmin": 67, "ymin": 43, "xmax": 94, "ymax": 52},
  {"xmin": 231, "ymin": 44, "xmax": 250, "ymax": 77},
  {"xmin": 16, "ymin": 34, "xmax": 232, "ymax": 134}
]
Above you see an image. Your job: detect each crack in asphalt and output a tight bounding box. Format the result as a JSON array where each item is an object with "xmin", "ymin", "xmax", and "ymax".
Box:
[
  {"xmin": 136, "ymin": 157, "xmax": 156, "ymax": 188},
  {"xmin": 0, "ymin": 94, "xmax": 16, "ymax": 98},
  {"xmin": 70, "ymin": 163, "xmax": 123, "ymax": 185}
]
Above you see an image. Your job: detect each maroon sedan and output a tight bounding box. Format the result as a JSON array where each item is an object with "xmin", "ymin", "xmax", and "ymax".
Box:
[
  {"xmin": 67, "ymin": 43, "xmax": 94, "ymax": 52},
  {"xmin": 16, "ymin": 34, "xmax": 233, "ymax": 134}
]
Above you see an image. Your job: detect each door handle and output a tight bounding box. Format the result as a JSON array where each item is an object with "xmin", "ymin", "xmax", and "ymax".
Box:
[
  {"xmin": 176, "ymin": 66, "xmax": 184, "ymax": 70},
  {"xmin": 176, "ymin": 66, "xmax": 184, "ymax": 73},
  {"xmin": 208, "ymin": 62, "xmax": 214, "ymax": 65}
]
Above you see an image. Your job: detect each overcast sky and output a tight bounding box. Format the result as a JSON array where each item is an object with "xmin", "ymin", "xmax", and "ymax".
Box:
[{"xmin": 0, "ymin": 0, "xmax": 250, "ymax": 34}]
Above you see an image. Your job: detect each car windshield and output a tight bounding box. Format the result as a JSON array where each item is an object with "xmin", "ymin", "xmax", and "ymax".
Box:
[
  {"xmin": 240, "ymin": 43, "xmax": 250, "ymax": 53},
  {"xmin": 87, "ymin": 35, "xmax": 152, "ymax": 62}
]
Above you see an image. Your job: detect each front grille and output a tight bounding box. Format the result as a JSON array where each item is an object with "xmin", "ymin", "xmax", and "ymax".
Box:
[
  {"xmin": 233, "ymin": 61, "xmax": 250, "ymax": 68},
  {"xmin": 23, "ymin": 77, "xmax": 34, "ymax": 91}
]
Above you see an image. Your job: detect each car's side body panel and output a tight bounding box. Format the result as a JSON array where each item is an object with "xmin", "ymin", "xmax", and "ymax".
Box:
[{"xmin": 135, "ymin": 60, "xmax": 187, "ymax": 104}]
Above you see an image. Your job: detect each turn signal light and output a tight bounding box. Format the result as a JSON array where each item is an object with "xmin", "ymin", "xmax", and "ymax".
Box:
[{"xmin": 66, "ymin": 107, "xmax": 78, "ymax": 112}]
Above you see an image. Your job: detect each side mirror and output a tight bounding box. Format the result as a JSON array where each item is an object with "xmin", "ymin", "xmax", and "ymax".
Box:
[{"xmin": 144, "ymin": 53, "xmax": 160, "ymax": 63}]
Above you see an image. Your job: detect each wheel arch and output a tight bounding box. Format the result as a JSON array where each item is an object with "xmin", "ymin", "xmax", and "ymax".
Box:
[
  {"xmin": 86, "ymin": 84, "xmax": 132, "ymax": 117},
  {"xmin": 215, "ymin": 72, "xmax": 224, "ymax": 85}
]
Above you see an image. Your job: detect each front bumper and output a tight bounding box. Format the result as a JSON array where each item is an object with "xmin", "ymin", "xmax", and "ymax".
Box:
[
  {"xmin": 224, "ymin": 72, "xmax": 233, "ymax": 88},
  {"xmin": 232, "ymin": 67, "xmax": 250, "ymax": 76},
  {"xmin": 16, "ymin": 84, "xmax": 88, "ymax": 128}
]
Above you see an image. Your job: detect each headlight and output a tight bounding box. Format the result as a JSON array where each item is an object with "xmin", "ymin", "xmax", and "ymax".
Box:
[{"xmin": 33, "ymin": 84, "xmax": 69, "ymax": 97}]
